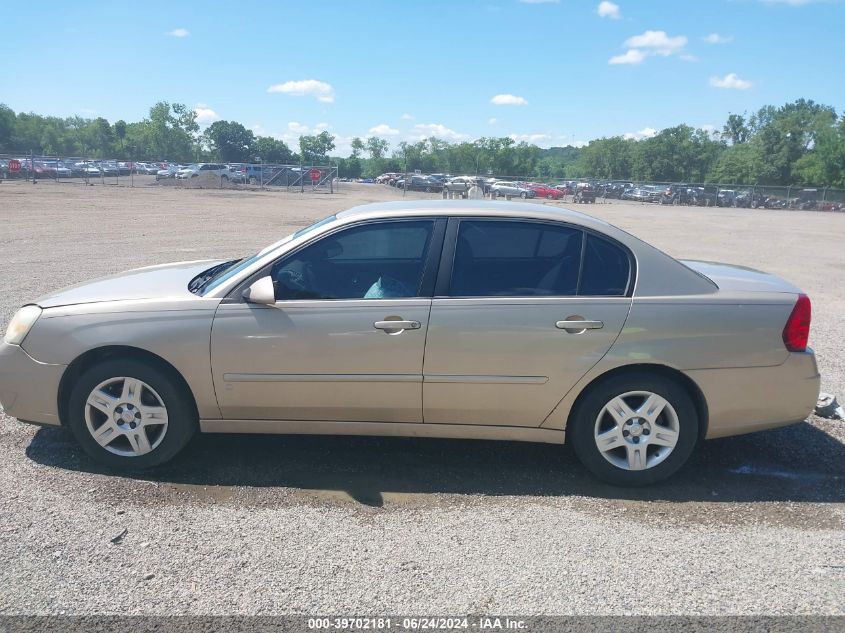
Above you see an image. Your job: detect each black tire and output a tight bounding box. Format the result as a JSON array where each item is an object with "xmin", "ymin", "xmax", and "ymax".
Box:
[
  {"xmin": 520, "ymin": 192, "xmax": 528, "ymax": 199},
  {"xmin": 568, "ymin": 372, "xmax": 699, "ymax": 486},
  {"xmin": 67, "ymin": 358, "xmax": 197, "ymax": 470}
]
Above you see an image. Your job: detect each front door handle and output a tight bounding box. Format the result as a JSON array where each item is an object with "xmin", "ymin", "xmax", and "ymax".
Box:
[
  {"xmin": 556, "ymin": 318, "xmax": 604, "ymax": 333},
  {"xmin": 374, "ymin": 320, "xmax": 421, "ymax": 331}
]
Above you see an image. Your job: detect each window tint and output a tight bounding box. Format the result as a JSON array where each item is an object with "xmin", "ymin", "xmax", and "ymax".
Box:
[
  {"xmin": 450, "ymin": 220, "xmax": 582, "ymax": 297},
  {"xmin": 272, "ymin": 221, "xmax": 434, "ymax": 300},
  {"xmin": 579, "ymin": 234, "xmax": 631, "ymax": 296}
]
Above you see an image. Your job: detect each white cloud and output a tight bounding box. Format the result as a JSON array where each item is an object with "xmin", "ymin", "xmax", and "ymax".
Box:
[
  {"xmin": 400, "ymin": 113, "xmax": 414, "ymax": 120},
  {"xmin": 167, "ymin": 28, "xmax": 190, "ymax": 38},
  {"xmin": 610, "ymin": 30, "xmax": 688, "ymax": 65},
  {"xmin": 710, "ymin": 73, "xmax": 752, "ymax": 89},
  {"xmin": 703, "ymin": 32, "xmax": 732, "ymax": 44},
  {"xmin": 488, "ymin": 118, "xmax": 498, "ymax": 125},
  {"xmin": 194, "ymin": 104, "xmax": 219, "ymax": 125},
  {"xmin": 509, "ymin": 133, "xmax": 553, "ymax": 145},
  {"xmin": 287, "ymin": 121, "xmax": 310, "ymax": 135},
  {"xmin": 572, "ymin": 140, "xmax": 588, "ymax": 148},
  {"xmin": 623, "ymin": 127, "xmax": 658, "ymax": 140},
  {"xmin": 491, "ymin": 94, "xmax": 528, "ymax": 106},
  {"xmin": 413, "ymin": 123, "xmax": 469, "ymax": 141},
  {"xmin": 624, "ymin": 30, "xmax": 687, "ymax": 55},
  {"xmin": 597, "ymin": 1, "xmax": 621, "ymax": 19},
  {"xmin": 267, "ymin": 79, "xmax": 335, "ymax": 103},
  {"xmin": 368, "ymin": 123, "xmax": 400, "ymax": 136},
  {"xmin": 609, "ymin": 49, "xmax": 646, "ymax": 65}
]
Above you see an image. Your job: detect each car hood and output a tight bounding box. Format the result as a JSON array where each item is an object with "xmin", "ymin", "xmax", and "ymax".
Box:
[
  {"xmin": 35, "ymin": 259, "xmax": 225, "ymax": 308},
  {"xmin": 680, "ymin": 260, "xmax": 802, "ymax": 294}
]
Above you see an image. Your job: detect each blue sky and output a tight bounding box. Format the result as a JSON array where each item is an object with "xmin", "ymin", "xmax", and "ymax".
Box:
[{"xmin": 1, "ymin": 0, "xmax": 843, "ymax": 154}]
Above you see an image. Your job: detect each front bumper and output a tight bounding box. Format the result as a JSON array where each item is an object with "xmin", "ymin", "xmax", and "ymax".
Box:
[
  {"xmin": 0, "ymin": 342, "xmax": 65, "ymax": 426},
  {"xmin": 687, "ymin": 350, "xmax": 821, "ymax": 439}
]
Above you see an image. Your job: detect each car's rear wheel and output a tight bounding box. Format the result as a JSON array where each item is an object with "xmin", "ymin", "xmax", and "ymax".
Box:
[
  {"xmin": 569, "ymin": 372, "xmax": 699, "ymax": 486},
  {"xmin": 520, "ymin": 192, "xmax": 528, "ymax": 199},
  {"xmin": 67, "ymin": 359, "xmax": 196, "ymax": 469}
]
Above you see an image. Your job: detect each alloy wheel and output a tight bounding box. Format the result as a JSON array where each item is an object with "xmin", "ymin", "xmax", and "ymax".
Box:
[
  {"xmin": 84, "ymin": 377, "xmax": 169, "ymax": 457},
  {"xmin": 593, "ymin": 390, "xmax": 680, "ymax": 471}
]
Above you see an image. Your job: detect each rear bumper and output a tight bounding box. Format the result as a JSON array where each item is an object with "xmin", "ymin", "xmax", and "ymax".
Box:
[
  {"xmin": 687, "ymin": 350, "xmax": 821, "ymax": 439},
  {"xmin": 0, "ymin": 342, "xmax": 65, "ymax": 426}
]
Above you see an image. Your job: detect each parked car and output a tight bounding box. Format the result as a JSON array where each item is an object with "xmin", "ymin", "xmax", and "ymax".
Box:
[
  {"xmin": 491, "ymin": 181, "xmax": 535, "ymax": 199},
  {"xmin": 790, "ymin": 189, "xmax": 820, "ymax": 210},
  {"xmin": 401, "ymin": 176, "xmax": 443, "ymax": 193},
  {"xmin": 717, "ymin": 189, "xmax": 737, "ymax": 207},
  {"xmin": 690, "ymin": 185, "xmax": 718, "ymax": 207},
  {"xmin": 0, "ymin": 201, "xmax": 819, "ymax": 486},
  {"xmin": 601, "ymin": 182, "xmax": 631, "ymax": 199},
  {"xmin": 137, "ymin": 163, "xmax": 160, "ymax": 175},
  {"xmin": 528, "ymin": 184, "xmax": 564, "ymax": 200},
  {"xmin": 156, "ymin": 165, "xmax": 180, "ymax": 180},
  {"xmin": 573, "ymin": 182, "xmax": 597, "ymax": 203},
  {"xmin": 660, "ymin": 184, "xmax": 695, "ymax": 205},
  {"xmin": 443, "ymin": 176, "xmax": 482, "ymax": 198},
  {"xmin": 176, "ymin": 163, "xmax": 230, "ymax": 180}
]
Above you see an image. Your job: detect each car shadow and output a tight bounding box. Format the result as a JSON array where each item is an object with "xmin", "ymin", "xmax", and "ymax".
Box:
[{"xmin": 26, "ymin": 420, "xmax": 844, "ymax": 507}]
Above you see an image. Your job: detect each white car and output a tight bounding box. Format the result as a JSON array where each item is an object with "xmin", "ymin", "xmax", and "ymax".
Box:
[
  {"xmin": 176, "ymin": 163, "xmax": 230, "ymax": 180},
  {"xmin": 156, "ymin": 165, "xmax": 181, "ymax": 180}
]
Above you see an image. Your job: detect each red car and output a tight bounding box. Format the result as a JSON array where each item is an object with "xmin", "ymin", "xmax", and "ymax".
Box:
[{"xmin": 528, "ymin": 183, "xmax": 564, "ymax": 200}]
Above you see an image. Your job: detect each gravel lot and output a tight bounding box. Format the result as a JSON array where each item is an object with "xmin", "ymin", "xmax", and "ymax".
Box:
[{"xmin": 0, "ymin": 180, "xmax": 843, "ymax": 615}]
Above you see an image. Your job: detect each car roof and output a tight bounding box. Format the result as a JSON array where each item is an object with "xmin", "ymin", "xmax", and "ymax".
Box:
[{"xmin": 336, "ymin": 200, "xmax": 612, "ymax": 231}]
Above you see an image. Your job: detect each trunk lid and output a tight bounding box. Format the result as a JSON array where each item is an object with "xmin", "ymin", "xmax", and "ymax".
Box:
[{"xmin": 680, "ymin": 260, "xmax": 802, "ymax": 294}]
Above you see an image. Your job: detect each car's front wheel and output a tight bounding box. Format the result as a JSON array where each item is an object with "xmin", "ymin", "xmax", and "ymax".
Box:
[
  {"xmin": 67, "ymin": 359, "xmax": 196, "ymax": 469},
  {"xmin": 569, "ymin": 373, "xmax": 699, "ymax": 486}
]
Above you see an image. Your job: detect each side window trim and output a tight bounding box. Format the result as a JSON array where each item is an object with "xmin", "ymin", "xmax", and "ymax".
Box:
[
  {"xmin": 225, "ymin": 217, "xmax": 447, "ymax": 303},
  {"xmin": 437, "ymin": 216, "xmax": 635, "ymax": 299}
]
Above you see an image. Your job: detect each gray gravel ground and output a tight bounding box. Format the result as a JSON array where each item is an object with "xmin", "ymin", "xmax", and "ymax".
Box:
[{"xmin": 0, "ymin": 181, "xmax": 843, "ymax": 615}]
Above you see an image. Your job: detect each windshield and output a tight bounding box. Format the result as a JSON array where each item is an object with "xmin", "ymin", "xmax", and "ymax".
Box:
[{"xmin": 195, "ymin": 214, "xmax": 337, "ymax": 296}]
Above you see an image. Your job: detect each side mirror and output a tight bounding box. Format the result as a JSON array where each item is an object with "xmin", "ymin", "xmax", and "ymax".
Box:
[{"xmin": 242, "ymin": 276, "xmax": 276, "ymax": 305}]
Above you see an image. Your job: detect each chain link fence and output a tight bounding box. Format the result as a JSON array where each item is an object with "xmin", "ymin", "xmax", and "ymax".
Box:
[
  {"xmin": 0, "ymin": 153, "xmax": 339, "ymax": 193},
  {"xmin": 372, "ymin": 172, "xmax": 845, "ymax": 211}
]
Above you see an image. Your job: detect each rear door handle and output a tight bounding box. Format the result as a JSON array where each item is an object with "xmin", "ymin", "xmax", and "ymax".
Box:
[
  {"xmin": 556, "ymin": 319, "xmax": 604, "ymax": 331},
  {"xmin": 374, "ymin": 320, "xmax": 421, "ymax": 331}
]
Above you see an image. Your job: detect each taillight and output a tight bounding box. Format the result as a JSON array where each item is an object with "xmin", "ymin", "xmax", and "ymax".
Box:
[{"xmin": 782, "ymin": 293, "xmax": 811, "ymax": 352}]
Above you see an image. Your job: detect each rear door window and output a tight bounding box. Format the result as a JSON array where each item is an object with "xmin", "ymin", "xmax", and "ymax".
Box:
[{"xmin": 449, "ymin": 220, "xmax": 583, "ymax": 297}]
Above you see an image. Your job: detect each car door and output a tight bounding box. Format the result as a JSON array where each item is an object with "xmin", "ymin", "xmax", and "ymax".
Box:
[
  {"xmin": 210, "ymin": 218, "xmax": 445, "ymax": 423},
  {"xmin": 423, "ymin": 218, "xmax": 633, "ymax": 427}
]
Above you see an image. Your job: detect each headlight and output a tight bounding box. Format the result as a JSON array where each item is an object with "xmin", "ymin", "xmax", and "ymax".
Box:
[{"xmin": 4, "ymin": 305, "xmax": 42, "ymax": 345}]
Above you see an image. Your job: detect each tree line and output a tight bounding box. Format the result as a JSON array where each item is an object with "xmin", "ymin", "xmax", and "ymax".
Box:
[{"xmin": 1, "ymin": 98, "xmax": 843, "ymax": 187}]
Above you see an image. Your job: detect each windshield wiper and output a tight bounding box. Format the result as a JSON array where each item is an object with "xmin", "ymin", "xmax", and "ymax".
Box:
[{"xmin": 188, "ymin": 259, "xmax": 241, "ymax": 295}]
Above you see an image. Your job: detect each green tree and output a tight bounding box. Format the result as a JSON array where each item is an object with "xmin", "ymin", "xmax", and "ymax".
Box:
[
  {"xmin": 722, "ymin": 114, "xmax": 750, "ymax": 145},
  {"xmin": 350, "ymin": 137, "xmax": 365, "ymax": 158},
  {"xmin": 113, "ymin": 119, "xmax": 127, "ymax": 156},
  {"xmin": 299, "ymin": 131, "xmax": 336, "ymax": 163},
  {"xmin": 254, "ymin": 136, "xmax": 294, "ymax": 164},
  {"xmin": 204, "ymin": 120, "xmax": 255, "ymax": 162},
  {"xmin": 365, "ymin": 136, "xmax": 389, "ymax": 159},
  {"xmin": 0, "ymin": 104, "xmax": 15, "ymax": 150}
]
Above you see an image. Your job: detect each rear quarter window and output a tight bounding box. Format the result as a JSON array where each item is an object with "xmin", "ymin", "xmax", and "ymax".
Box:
[{"xmin": 579, "ymin": 234, "xmax": 631, "ymax": 296}]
